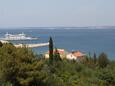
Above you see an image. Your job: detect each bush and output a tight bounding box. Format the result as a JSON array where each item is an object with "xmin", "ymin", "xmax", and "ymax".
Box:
[{"xmin": 98, "ymin": 53, "xmax": 109, "ymax": 68}]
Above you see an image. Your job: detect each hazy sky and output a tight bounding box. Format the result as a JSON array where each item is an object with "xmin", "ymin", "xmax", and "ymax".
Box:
[{"xmin": 0, "ymin": 0, "xmax": 115, "ymax": 27}]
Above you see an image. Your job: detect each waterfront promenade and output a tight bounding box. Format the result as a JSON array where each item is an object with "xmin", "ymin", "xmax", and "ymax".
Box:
[{"xmin": 14, "ymin": 42, "xmax": 49, "ymax": 48}]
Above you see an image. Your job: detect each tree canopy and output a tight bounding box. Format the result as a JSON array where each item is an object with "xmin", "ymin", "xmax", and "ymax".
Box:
[{"xmin": 0, "ymin": 43, "xmax": 115, "ymax": 86}]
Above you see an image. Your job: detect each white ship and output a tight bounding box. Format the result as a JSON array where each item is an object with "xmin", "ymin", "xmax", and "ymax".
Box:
[{"xmin": 0, "ymin": 32, "xmax": 38, "ymax": 41}]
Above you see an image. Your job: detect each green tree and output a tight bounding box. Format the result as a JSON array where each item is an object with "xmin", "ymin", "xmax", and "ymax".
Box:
[
  {"xmin": 0, "ymin": 41, "xmax": 3, "ymax": 47},
  {"xmin": 98, "ymin": 71, "xmax": 115, "ymax": 86},
  {"xmin": 98, "ymin": 52, "xmax": 109, "ymax": 68},
  {"xmin": 49, "ymin": 37, "xmax": 54, "ymax": 63},
  {"xmin": 0, "ymin": 44, "xmax": 47, "ymax": 86},
  {"xmin": 53, "ymin": 47, "xmax": 62, "ymax": 61},
  {"xmin": 93, "ymin": 53, "xmax": 97, "ymax": 64}
]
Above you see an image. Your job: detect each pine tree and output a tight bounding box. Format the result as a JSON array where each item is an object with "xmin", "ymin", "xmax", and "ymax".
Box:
[
  {"xmin": 93, "ymin": 53, "xmax": 97, "ymax": 64},
  {"xmin": 54, "ymin": 47, "xmax": 62, "ymax": 61},
  {"xmin": 49, "ymin": 37, "xmax": 54, "ymax": 63}
]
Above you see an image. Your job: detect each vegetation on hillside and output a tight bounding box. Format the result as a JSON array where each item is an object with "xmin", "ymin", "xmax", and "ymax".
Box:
[{"xmin": 0, "ymin": 40, "xmax": 115, "ymax": 86}]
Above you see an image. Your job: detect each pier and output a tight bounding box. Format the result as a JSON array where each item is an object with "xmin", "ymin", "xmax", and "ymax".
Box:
[{"xmin": 14, "ymin": 42, "xmax": 49, "ymax": 48}]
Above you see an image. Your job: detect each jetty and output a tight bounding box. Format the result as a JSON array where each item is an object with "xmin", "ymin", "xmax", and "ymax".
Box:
[
  {"xmin": 0, "ymin": 40, "xmax": 9, "ymax": 43},
  {"xmin": 0, "ymin": 40, "xmax": 49, "ymax": 48},
  {"xmin": 14, "ymin": 42, "xmax": 49, "ymax": 48}
]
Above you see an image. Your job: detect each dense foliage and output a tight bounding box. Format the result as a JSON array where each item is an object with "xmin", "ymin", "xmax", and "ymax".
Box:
[{"xmin": 0, "ymin": 43, "xmax": 115, "ymax": 86}]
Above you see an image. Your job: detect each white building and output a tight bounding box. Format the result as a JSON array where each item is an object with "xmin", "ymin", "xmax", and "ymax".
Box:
[
  {"xmin": 45, "ymin": 49, "xmax": 67, "ymax": 59},
  {"xmin": 66, "ymin": 51, "xmax": 85, "ymax": 61}
]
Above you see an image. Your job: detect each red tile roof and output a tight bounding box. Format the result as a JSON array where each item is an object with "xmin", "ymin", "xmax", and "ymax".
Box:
[
  {"xmin": 72, "ymin": 51, "xmax": 85, "ymax": 58},
  {"xmin": 48, "ymin": 49, "xmax": 65, "ymax": 55}
]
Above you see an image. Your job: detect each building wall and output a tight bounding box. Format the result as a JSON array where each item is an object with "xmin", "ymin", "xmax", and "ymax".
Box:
[{"xmin": 66, "ymin": 54, "xmax": 77, "ymax": 60}]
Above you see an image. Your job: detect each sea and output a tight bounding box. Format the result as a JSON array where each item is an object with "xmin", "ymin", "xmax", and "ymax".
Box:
[{"xmin": 0, "ymin": 27, "xmax": 115, "ymax": 60}]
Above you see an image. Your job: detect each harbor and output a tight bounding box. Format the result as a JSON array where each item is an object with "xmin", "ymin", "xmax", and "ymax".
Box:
[
  {"xmin": 0, "ymin": 32, "xmax": 49, "ymax": 48},
  {"xmin": 0, "ymin": 28, "xmax": 115, "ymax": 59}
]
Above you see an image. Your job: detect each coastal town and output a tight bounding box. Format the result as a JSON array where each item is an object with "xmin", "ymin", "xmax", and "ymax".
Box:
[{"xmin": 0, "ymin": 39, "xmax": 86, "ymax": 62}]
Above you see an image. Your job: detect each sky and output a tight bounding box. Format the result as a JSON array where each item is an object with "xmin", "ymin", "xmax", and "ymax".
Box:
[{"xmin": 0, "ymin": 0, "xmax": 115, "ymax": 27}]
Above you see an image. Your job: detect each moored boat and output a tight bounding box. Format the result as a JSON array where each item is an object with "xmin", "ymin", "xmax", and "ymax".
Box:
[{"xmin": 0, "ymin": 32, "xmax": 38, "ymax": 41}]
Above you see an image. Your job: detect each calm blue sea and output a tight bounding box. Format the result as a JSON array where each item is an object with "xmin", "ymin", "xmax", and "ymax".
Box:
[{"xmin": 0, "ymin": 28, "xmax": 115, "ymax": 60}]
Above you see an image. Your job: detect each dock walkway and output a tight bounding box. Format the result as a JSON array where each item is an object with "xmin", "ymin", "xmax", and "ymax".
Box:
[{"xmin": 14, "ymin": 42, "xmax": 49, "ymax": 48}]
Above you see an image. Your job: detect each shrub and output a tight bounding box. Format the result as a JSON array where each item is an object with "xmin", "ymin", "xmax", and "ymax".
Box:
[{"xmin": 98, "ymin": 53, "xmax": 109, "ymax": 68}]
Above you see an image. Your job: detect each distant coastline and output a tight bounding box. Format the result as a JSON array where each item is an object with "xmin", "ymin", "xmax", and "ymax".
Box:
[{"xmin": 0, "ymin": 26, "xmax": 115, "ymax": 30}]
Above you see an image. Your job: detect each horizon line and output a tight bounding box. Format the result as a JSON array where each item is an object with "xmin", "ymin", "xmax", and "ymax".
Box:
[{"xmin": 0, "ymin": 25, "xmax": 115, "ymax": 28}]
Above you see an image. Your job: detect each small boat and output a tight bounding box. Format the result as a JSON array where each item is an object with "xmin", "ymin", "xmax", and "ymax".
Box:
[{"xmin": 0, "ymin": 32, "xmax": 38, "ymax": 41}]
